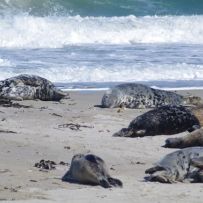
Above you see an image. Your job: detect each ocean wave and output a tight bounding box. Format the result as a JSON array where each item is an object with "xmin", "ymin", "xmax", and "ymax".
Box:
[
  {"xmin": 0, "ymin": 58, "xmax": 13, "ymax": 67},
  {"xmin": 0, "ymin": 15, "xmax": 203, "ymax": 48},
  {"xmin": 1, "ymin": 63, "xmax": 203, "ymax": 83},
  {"xmin": 0, "ymin": 0, "xmax": 203, "ymax": 17}
]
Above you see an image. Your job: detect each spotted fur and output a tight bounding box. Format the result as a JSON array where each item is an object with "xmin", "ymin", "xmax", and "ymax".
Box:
[
  {"xmin": 101, "ymin": 83, "xmax": 202, "ymax": 108},
  {"xmin": 113, "ymin": 105, "xmax": 200, "ymax": 137},
  {"xmin": 145, "ymin": 147, "xmax": 203, "ymax": 183},
  {"xmin": 0, "ymin": 74, "xmax": 67, "ymax": 101}
]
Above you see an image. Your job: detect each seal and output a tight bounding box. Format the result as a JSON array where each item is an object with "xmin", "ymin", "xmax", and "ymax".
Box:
[
  {"xmin": 0, "ymin": 74, "xmax": 67, "ymax": 101},
  {"xmin": 101, "ymin": 83, "xmax": 202, "ymax": 108},
  {"xmin": 62, "ymin": 154, "xmax": 123, "ymax": 188},
  {"xmin": 145, "ymin": 147, "xmax": 203, "ymax": 183},
  {"xmin": 164, "ymin": 128, "xmax": 203, "ymax": 148},
  {"xmin": 113, "ymin": 105, "xmax": 200, "ymax": 137}
]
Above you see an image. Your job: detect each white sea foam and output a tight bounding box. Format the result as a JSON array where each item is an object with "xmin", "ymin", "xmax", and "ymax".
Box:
[
  {"xmin": 0, "ymin": 58, "xmax": 13, "ymax": 66},
  {"xmin": 0, "ymin": 63, "xmax": 203, "ymax": 83},
  {"xmin": 0, "ymin": 15, "xmax": 203, "ymax": 48}
]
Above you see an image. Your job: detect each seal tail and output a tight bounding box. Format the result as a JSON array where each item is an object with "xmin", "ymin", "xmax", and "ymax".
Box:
[{"xmin": 108, "ymin": 177, "xmax": 123, "ymax": 187}]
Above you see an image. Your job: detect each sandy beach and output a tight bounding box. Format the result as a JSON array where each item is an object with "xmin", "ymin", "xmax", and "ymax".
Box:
[{"xmin": 0, "ymin": 90, "xmax": 203, "ymax": 203}]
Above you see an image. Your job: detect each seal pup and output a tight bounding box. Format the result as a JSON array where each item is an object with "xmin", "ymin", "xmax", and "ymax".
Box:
[
  {"xmin": 62, "ymin": 154, "xmax": 123, "ymax": 188},
  {"xmin": 113, "ymin": 105, "xmax": 200, "ymax": 137},
  {"xmin": 145, "ymin": 147, "xmax": 203, "ymax": 183},
  {"xmin": 0, "ymin": 74, "xmax": 67, "ymax": 101},
  {"xmin": 164, "ymin": 128, "xmax": 203, "ymax": 148},
  {"xmin": 101, "ymin": 83, "xmax": 202, "ymax": 109}
]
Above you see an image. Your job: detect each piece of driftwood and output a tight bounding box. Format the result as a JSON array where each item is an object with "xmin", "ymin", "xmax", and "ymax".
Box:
[{"xmin": 58, "ymin": 123, "xmax": 94, "ymax": 131}]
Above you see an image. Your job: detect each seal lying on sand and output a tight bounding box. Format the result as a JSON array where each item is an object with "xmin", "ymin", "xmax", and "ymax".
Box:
[
  {"xmin": 113, "ymin": 105, "xmax": 200, "ymax": 137},
  {"xmin": 0, "ymin": 74, "xmax": 67, "ymax": 101},
  {"xmin": 164, "ymin": 128, "xmax": 203, "ymax": 148},
  {"xmin": 101, "ymin": 83, "xmax": 202, "ymax": 108},
  {"xmin": 145, "ymin": 147, "xmax": 203, "ymax": 183},
  {"xmin": 62, "ymin": 154, "xmax": 123, "ymax": 188}
]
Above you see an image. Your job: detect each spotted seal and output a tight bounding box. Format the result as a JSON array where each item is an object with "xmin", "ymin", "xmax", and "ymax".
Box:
[
  {"xmin": 62, "ymin": 154, "xmax": 123, "ymax": 188},
  {"xmin": 164, "ymin": 128, "xmax": 203, "ymax": 148},
  {"xmin": 0, "ymin": 74, "xmax": 67, "ymax": 101},
  {"xmin": 101, "ymin": 83, "xmax": 202, "ymax": 108},
  {"xmin": 113, "ymin": 105, "xmax": 200, "ymax": 137},
  {"xmin": 145, "ymin": 147, "xmax": 203, "ymax": 183}
]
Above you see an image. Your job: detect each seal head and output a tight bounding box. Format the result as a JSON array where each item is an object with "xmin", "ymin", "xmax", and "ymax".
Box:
[{"xmin": 62, "ymin": 154, "xmax": 123, "ymax": 188}]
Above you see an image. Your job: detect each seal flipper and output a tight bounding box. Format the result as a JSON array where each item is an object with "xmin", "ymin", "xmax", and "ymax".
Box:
[
  {"xmin": 108, "ymin": 177, "xmax": 123, "ymax": 187},
  {"xmin": 99, "ymin": 179, "xmax": 111, "ymax": 188},
  {"xmin": 191, "ymin": 157, "xmax": 203, "ymax": 169},
  {"xmin": 61, "ymin": 171, "xmax": 72, "ymax": 182},
  {"xmin": 53, "ymin": 89, "xmax": 67, "ymax": 101},
  {"xmin": 145, "ymin": 166, "xmax": 165, "ymax": 174},
  {"xmin": 187, "ymin": 125, "xmax": 201, "ymax": 133}
]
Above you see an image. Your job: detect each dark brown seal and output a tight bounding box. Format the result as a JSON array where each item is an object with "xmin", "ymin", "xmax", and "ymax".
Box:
[{"xmin": 113, "ymin": 105, "xmax": 200, "ymax": 137}]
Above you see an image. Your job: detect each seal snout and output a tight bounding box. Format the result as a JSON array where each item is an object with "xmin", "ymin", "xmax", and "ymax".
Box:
[{"xmin": 163, "ymin": 138, "xmax": 182, "ymax": 148}]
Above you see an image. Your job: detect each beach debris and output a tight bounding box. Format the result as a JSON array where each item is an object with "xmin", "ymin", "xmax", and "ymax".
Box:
[
  {"xmin": 34, "ymin": 160, "xmax": 57, "ymax": 170},
  {"xmin": 40, "ymin": 106, "xmax": 48, "ymax": 110},
  {"xmin": 3, "ymin": 186, "xmax": 21, "ymax": 193},
  {"xmin": 64, "ymin": 146, "xmax": 71, "ymax": 150},
  {"xmin": 34, "ymin": 160, "xmax": 69, "ymax": 171},
  {"xmin": 50, "ymin": 113, "xmax": 63, "ymax": 117},
  {"xmin": 58, "ymin": 123, "xmax": 94, "ymax": 131},
  {"xmin": 59, "ymin": 161, "xmax": 69, "ymax": 166},
  {"xmin": 0, "ymin": 169, "xmax": 10, "ymax": 173},
  {"xmin": 29, "ymin": 179, "xmax": 38, "ymax": 182},
  {"xmin": 135, "ymin": 161, "xmax": 145, "ymax": 165},
  {"xmin": 68, "ymin": 102, "xmax": 77, "ymax": 106},
  {"xmin": 0, "ymin": 129, "xmax": 17, "ymax": 134}
]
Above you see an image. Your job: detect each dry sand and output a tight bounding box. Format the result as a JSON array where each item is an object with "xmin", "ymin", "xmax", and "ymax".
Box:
[{"xmin": 0, "ymin": 90, "xmax": 203, "ymax": 203}]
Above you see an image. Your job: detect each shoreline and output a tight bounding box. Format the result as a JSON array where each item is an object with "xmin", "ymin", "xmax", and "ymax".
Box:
[{"xmin": 0, "ymin": 89, "xmax": 203, "ymax": 202}]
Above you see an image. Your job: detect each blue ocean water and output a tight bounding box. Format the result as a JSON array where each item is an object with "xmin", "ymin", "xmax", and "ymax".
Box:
[{"xmin": 0, "ymin": 0, "xmax": 203, "ymax": 90}]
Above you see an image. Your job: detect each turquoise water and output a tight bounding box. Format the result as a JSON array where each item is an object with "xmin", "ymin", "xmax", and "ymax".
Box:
[
  {"xmin": 1, "ymin": 0, "xmax": 203, "ymax": 16},
  {"xmin": 0, "ymin": 0, "xmax": 203, "ymax": 90}
]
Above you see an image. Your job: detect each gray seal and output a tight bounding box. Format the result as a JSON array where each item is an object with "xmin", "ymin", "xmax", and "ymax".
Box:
[
  {"xmin": 164, "ymin": 128, "xmax": 203, "ymax": 148},
  {"xmin": 113, "ymin": 105, "xmax": 200, "ymax": 137},
  {"xmin": 101, "ymin": 83, "xmax": 202, "ymax": 108},
  {"xmin": 0, "ymin": 74, "xmax": 67, "ymax": 101},
  {"xmin": 145, "ymin": 147, "xmax": 203, "ymax": 183},
  {"xmin": 62, "ymin": 154, "xmax": 123, "ymax": 188}
]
